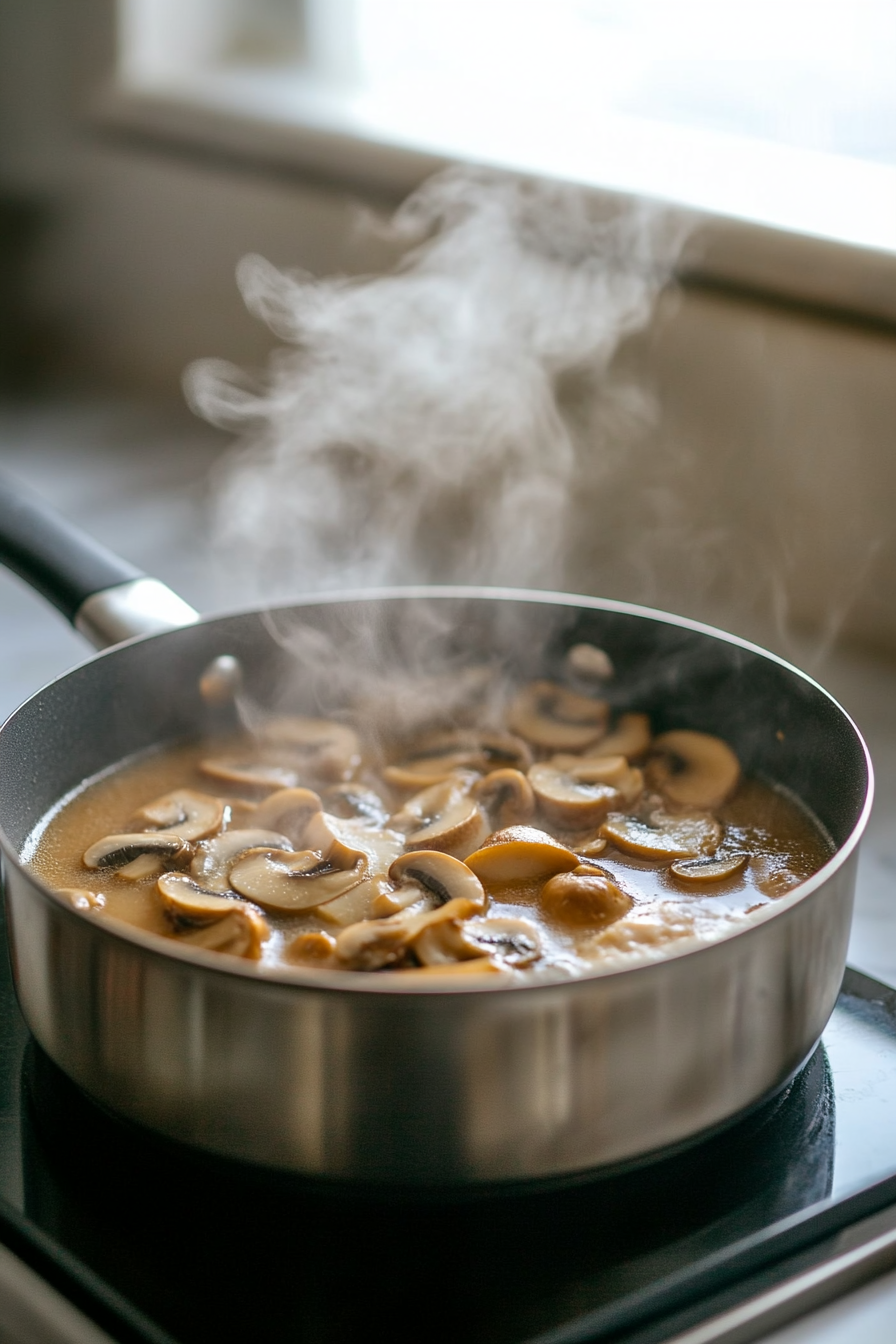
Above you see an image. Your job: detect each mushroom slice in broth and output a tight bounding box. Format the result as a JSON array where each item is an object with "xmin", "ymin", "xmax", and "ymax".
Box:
[
  {"xmin": 117, "ymin": 854, "xmax": 164, "ymax": 881},
  {"xmin": 318, "ymin": 875, "xmax": 403, "ymax": 926},
  {"xmin": 647, "ymin": 731, "xmax": 740, "ymax": 811},
  {"xmin": 83, "ymin": 832, "xmax": 192, "ymax": 872},
  {"xmin": 369, "ymin": 881, "xmax": 429, "ymax": 918},
  {"xmin": 285, "ymin": 930, "xmax": 337, "ymax": 967},
  {"xmin": 191, "ymin": 829, "xmax": 293, "ymax": 893},
  {"xmin": 383, "ymin": 751, "xmax": 486, "ymax": 791},
  {"xmin": 390, "ymin": 775, "xmax": 487, "ymax": 859},
  {"xmin": 540, "ymin": 868, "xmax": 633, "ymax": 929},
  {"xmin": 461, "ymin": 917, "xmax": 542, "ymax": 968},
  {"xmin": 670, "ymin": 854, "xmax": 749, "ymax": 884},
  {"xmin": 178, "ymin": 912, "xmax": 268, "ymax": 959},
  {"xmin": 583, "ymin": 713, "xmax": 651, "ymax": 762},
  {"xmin": 508, "ymin": 681, "xmax": 608, "ymax": 752},
  {"xmin": 530, "ymin": 757, "xmax": 643, "ymax": 830},
  {"xmin": 473, "ymin": 769, "xmax": 535, "ymax": 828},
  {"xmin": 322, "ymin": 783, "xmax": 390, "ymax": 828},
  {"xmin": 566, "ymin": 643, "xmax": 614, "ymax": 680},
  {"xmin": 156, "ymin": 873, "xmax": 268, "ymax": 959},
  {"xmin": 465, "ymin": 827, "xmax": 580, "ymax": 883},
  {"xmin": 251, "ymin": 789, "xmax": 322, "ymax": 843},
  {"xmin": 416, "ymin": 915, "xmax": 542, "ymax": 968},
  {"xmin": 230, "ymin": 849, "xmax": 367, "ymax": 912},
  {"xmin": 257, "ymin": 717, "xmax": 361, "ymax": 782},
  {"xmin": 389, "ymin": 851, "xmax": 487, "ymax": 911},
  {"xmin": 158, "ymin": 872, "xmax": 252, "ymax": 926},
  {"xmin": 334, "ymin": 896, "xmax": 483, "ymax": 971},
  {"xmin": 200, "ymin": 756, "xmax": 307, "ymax": 791},
  {"xmin": 130, "ymin": 789, "xmax": 224, "ymax": 842},
  {"xmin": 383, "ymin": 730, "xmax": 532, "ymax": 792},
  {"xmin": 600, "ymin": 811, "xmax": 722, "ymax": 861},
  {"xmin": 302, "ymin": 811, "xmax": 371, "ymax": 872}
]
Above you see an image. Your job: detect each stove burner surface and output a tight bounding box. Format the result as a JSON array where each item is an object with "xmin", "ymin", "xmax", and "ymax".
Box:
[
  {"xmin": 22, "ymin": 1041, "xmax": 834, "ymax": 1344},
  {"xmin": 2, "ymin": 916, "xmax": 896, "ymax": 1344}
]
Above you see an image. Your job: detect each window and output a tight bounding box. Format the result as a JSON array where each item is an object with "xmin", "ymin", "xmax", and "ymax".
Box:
[{"xmin": 102, "ymin": 2, "xmax": 896, "ymax": 290}]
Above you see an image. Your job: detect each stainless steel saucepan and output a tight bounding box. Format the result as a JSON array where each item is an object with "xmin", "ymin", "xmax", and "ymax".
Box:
[{"xmin": 0, "ymin": 475, "xmax": 873, "ymax": 1187}]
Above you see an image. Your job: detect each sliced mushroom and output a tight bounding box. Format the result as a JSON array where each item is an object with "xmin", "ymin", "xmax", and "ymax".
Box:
[
  {"xmin": 333, "ymin": 896, "xmax": 481, "ymax": 971},
  {"xmin": 200, "ymin": 755, "xmax": 307, "ymax": 791},
  {"xmin": 177, "ymin": 911, "xmax": 268, "ymax": 959},
  {"xmin": 332, "ymin": 914, "xmax": 421, "ymax": 971},
  {"xmin": 383, "ymin": 750, "xmax": 485, "ymax": 791},
  {"xmin": 382, "ymin": 729, "xmax": 531, "ymax": 791},
  {"xmin": 530, "ymin": 757, "xmax": 643, "ymax": 829},
  {"xmin": 229, "ymin": 848, "xmax": 367, "ymax": 912},
  {"xmin": 540, "ymin": 868, "xmax": 633, "ymax": 928},
  {"xmin": 58, "ymin": 888, "xmax": 105, "ymax": 912},
  {"xmin": 670, "ymin": 854, "xmax": 749, "ymax": 884},
  {"xmin": 473, "ymin": 769, "xmax": 536, "ymax": 828},
  {"xmin": 390, "ymin": 776, "xmax": 487, "ymax": 859},
  {"xmin": 250, "ymin": 788, "xmax": 322, "ymax": 844},
  {"xmin": 191, "ymin": 828, "xmax": 293, "ymax": 892},
  {"xmin": 463, "ymin": 916, "xmax": 543, "ymax": 967},
  {"xmin": 317, "ymin": 875, "xmax": 398, "ymax": 926},
  {"xmin": 415, "ymin": 729, "xmax": 532, "ymax": 770},
  {"xmin": 576, "ymin": 837, "xmax": 608, "ymax": 860},
  {"xmin": 388, "ymin": 851, "xmax": 486, "ymax": 911},
  {"xmin": 130, "ymin": 788, "xmax": 224, "ymax": 842},
  {"xmin": 303, "ymin": 810, "xmax": 371, "ymax": 872},
  {"xmin": 258, "ymin": 717, "xmax": 361, "ymax": 782},
  {"xmin": 83, "ymin": 832, "xmax": 192, "ymax": 872},
  {"xmin": 225, "ymin": 799, "xmax": 260, "ymax": 829},
  {"xmin": 600, "ymin": 810, "xmax": 722, "ymax": 860},
  {"xmin": 646, "ymin": 730, "xmax": 741, "ymax": 810},
  {"xmin": 477, "ymin": 731, "xmax": 534, "ymax": 773},
  {"xmin": 416, "ymin": 915, "xmax": 542, "ymax": 968},
  {"xmin": 284, "ymin": 930, "xmax": 337, "ymax": 966},
  {"xmin": 155, "ymin": 874, "xmax": 269, "ymax": 960},
  {"xmin": 370, "ymin": 882, "xmax": 428, "ymax": 918},
  {"xmin": 322, "ymin": 783, "xmax": 390, "ymax": 828},
  {"xmin": 583, "ymin": 713, "xmax": 651, "ymax": 762},
  {"xmin": 116, "ymin": 854, "xmax": 164, "ymax": 881},
  {"xmin": 507, "ymin": 681, "xmax": 608, "ymax": 752},
  {"xmin": 464, "ymin": 826, "xmax": 580, "ymax": 883},
  {"xmin": 566, "ymin": 643, "xmax": 614, "ymax": 680},
  {"xmin": 157, "ymin": 872, "xmax": 250, "ymax": 926}
]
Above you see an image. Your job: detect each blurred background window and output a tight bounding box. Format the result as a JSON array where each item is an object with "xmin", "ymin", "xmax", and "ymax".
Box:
[
  {"xmin": 121, "ymin": 0, "xmax": 896, "ymax": 163},
  {"xmin": 111, "ymin": 0, "xmax": 896, "ymax": 250}
]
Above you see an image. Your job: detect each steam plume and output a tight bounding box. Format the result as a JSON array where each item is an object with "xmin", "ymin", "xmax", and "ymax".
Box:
[{"xmin": 185, "ymin": 168, "xmax": 687, "ymax": 603}]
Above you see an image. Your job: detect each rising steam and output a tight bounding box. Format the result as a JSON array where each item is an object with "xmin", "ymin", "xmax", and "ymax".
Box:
[{"xmin": 185, "ymin": 168, "xmax": 687, "ymax": 604}]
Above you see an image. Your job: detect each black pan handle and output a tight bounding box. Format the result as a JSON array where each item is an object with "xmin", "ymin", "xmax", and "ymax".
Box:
[
  {"xmin": 0, "ymin": 471, "xmax": 142, "ymax": 619},
  {"xmin": 0, "ymin": 472, "xmax": 199, "ymax": 648}
]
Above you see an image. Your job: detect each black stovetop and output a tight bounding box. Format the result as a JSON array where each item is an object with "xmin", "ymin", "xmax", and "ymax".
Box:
[{"xmin": 2, "ymin": 907, "xmax": 896, "ymax": 1344}]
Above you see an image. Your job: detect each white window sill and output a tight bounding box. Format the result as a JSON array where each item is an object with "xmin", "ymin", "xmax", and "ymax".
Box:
[{"xmin": 91, "ymin": 70, "xmax": 896, "ymax": 328}]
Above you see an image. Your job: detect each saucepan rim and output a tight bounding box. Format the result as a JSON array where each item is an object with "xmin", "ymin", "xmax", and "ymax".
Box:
[{"xmin": 0, "ymin": 585, "xmax": 874, "ymax": 998}]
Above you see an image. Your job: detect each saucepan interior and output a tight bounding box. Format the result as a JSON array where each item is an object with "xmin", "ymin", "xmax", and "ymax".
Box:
[
  {"xmin": 0, "ymin": 588, "xmax": 868, "ymax": 860},
  {"xmin": 0, "ymin": 589, "xmax": 872, "ymax": 1182}
]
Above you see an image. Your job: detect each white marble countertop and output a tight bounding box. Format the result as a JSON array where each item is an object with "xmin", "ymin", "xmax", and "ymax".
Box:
[{"xmin": 2, "ymin": 398, "xmax": 896, "ymax": 1342}]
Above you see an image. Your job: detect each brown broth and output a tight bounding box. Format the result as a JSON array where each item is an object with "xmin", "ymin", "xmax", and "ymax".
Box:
[{"xmin": 25, "ymin": 729, "xmax": 834, "ymax": 980}]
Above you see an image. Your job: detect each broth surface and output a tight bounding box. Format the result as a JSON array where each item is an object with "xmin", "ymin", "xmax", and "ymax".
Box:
[{"xmin": 26, "ymin": 683, "xmax": 833, "ymax": 981}]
